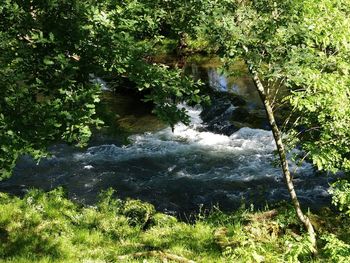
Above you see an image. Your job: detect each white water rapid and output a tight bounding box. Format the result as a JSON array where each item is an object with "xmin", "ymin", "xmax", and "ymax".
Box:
[{"xmin": 1, "ymin": 103, "xmax": 333, "ymax": 215}]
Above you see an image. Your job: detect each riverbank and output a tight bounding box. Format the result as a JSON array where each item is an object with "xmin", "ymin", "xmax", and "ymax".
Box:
[{"xmin": 0, "ymin": 188, "xmax": 348, "ymax": 262}]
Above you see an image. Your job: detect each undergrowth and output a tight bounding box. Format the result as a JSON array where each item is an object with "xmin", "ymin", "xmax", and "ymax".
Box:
[{"xmin": 0, "ymin": 188, "xmax": 349, "ymax": 262}]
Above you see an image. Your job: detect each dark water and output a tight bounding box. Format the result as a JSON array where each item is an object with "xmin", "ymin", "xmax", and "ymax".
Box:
[{"xmin": 0, "ymin": 60, "xmax": 335, "ymax": 215}]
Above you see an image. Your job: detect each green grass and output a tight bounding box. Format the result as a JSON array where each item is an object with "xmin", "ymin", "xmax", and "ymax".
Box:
[{"xmin": 0, "ymin": 188, "xmax": 349, "ymax": 262}]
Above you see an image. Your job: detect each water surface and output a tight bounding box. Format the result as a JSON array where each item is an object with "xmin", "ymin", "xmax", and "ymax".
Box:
[{"xmin": 0, "ymin": 61, "xmax": 334, "ymax": 215}]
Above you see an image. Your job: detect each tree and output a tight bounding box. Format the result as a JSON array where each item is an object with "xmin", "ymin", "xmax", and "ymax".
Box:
[
  {"xmin": 2, "ymin": 1, "xmax": 349, "ymax": 253},
  {"xmin": 0, "ymin": 0, "xmax": 203, "ymax": 179},
  {"xmin": 0, "ymin": 0, "xmax": 101, "ymax": 178},
  {"xmin": 205, "ymin": 0, "xmax": 350, "ymax": 251}
]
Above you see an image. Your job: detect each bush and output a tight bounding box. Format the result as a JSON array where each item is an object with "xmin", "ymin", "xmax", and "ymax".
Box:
[{"xmin": 122, "ymin": 199, "xmax": 155, "ymax": 228}]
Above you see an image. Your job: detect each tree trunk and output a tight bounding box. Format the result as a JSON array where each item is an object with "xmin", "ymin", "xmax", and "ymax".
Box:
[{"xmin": 246, "ymin": 62, "xmax": 317, "ymax": 252}]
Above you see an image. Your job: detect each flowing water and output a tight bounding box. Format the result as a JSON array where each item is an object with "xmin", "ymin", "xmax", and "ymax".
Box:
[{"xmin": 0, "ymin": 60, "xmax": 335, "ymax": 215}]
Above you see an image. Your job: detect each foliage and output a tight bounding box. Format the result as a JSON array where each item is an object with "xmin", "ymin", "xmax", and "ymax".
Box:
[
  {"xmin": 0, "ymin": 0, "xmax": 206, "ymax": 179},
  {"xmin": 318, "ymin": 180, "xmax": 350, "ymax": 262},
  {"xmin": 0, "ymin": 0, "xmax": 102, "ymax": 178},
  {"xmin": 322, "ymin": 234, "xmax": 350, "ymax": 263},
  {"xmin": 205, "ymin": 0, "xmax": 350, "ymax": 174},
  {"xmin": 329, "ymin": 180, "xmax": 350, "ymax": 216},
  {"xmin": 2, "ymin": 1, "xmax": 350, "ymax": 260}
]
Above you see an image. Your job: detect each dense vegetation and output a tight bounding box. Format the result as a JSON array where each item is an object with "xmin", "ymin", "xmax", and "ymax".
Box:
[
  {"xmin": 0, "ymin": 189, "xmax": 349, "ymax": 262},
  {"xmin": 1, "ymin": 0, "xmax": 350, "ymax": 261},
  {"xmin": 0, "ymin": 0, "xmax": 205, "ymax": 178}
]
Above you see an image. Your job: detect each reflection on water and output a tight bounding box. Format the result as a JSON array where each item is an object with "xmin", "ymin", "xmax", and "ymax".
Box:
[{"xmin": 186, "ymin": 57, "xmax": 263, "ymax": 110}]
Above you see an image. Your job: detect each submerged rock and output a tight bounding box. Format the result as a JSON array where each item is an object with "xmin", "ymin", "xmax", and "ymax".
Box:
[{"xmin": 200, "ymin": 92, "xmax": 269, "ymax": 136}]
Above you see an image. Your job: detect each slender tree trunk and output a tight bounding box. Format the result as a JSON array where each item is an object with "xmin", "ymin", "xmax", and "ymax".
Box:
[{"xmin": 245, "ymin": 60, "xmax": 317, "ymax": 252}]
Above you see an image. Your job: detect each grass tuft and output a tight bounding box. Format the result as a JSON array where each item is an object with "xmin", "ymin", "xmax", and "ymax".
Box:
[{"xmin": 0, "ymin": 188, "xmax": 349, "ymax": 262}]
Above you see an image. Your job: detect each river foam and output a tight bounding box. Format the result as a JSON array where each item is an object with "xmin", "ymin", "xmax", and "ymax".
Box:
[{"xmin": 1, "ymin": 104, "xmax": 332, "ymax": 214}]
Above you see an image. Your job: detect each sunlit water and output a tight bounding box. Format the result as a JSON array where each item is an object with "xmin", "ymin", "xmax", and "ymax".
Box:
[
  {"xmin": 1, "ymin": 104, "xmax": 333, "ymax": 215},
  {"xmin": 0, "ymin": 61, "xmax": 335, "ymax": 215}
]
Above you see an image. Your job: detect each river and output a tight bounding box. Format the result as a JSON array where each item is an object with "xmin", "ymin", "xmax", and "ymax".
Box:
[{"xmin": 0, "ymin": 58, "xmax": 334, "ymax": 216}]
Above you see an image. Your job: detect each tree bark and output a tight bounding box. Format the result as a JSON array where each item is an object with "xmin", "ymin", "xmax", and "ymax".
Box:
[{"xmin": 245, "ymin": 58, "xmax": 317, "ymax": 252}]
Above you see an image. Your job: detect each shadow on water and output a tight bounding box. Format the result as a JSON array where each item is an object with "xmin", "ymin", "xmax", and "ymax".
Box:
[
  {"xmin": 0, "ymin": 57, "xmax": 337, "ymax": 217},
  {"xmin": 90, "ymin": 90, "xmax": 166, "ymax": 146}
]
